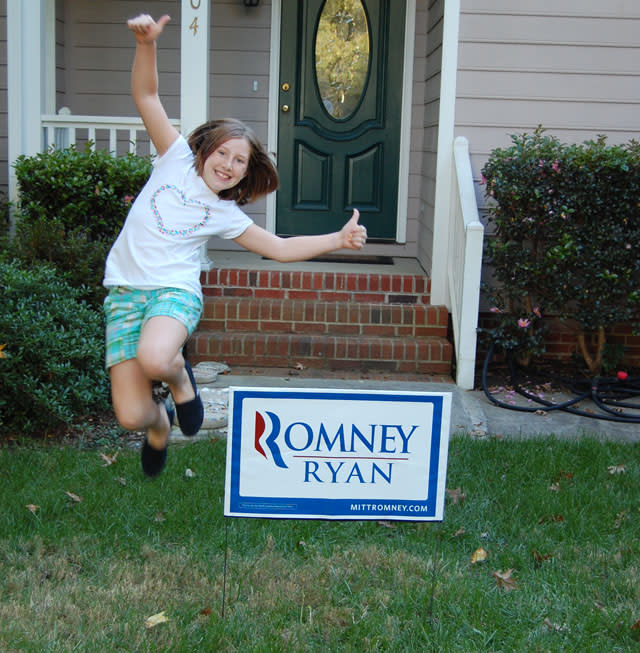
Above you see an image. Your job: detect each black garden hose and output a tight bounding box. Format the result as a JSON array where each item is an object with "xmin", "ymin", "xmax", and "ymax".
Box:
[{"xmin": 482, "ymin": 344, "xmax": 640, "ymax": 423}]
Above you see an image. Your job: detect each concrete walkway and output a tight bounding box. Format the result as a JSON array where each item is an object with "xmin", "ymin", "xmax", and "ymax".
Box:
[{"xmin": 171, "ymin": 368, "xmax": 640, "ymax": 444}]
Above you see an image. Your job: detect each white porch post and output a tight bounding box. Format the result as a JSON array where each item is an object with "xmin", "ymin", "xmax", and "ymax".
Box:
[
  {"xmin": 181, "ymin": 0, "xmax": 213, "ymax": 269},
  {"xmin": 7, "ymin": 0, "xmax": 54, "ymax": 227},
  {"xmin": 430, "ymin": 0, "xmax": 461, "ymax": 306}
]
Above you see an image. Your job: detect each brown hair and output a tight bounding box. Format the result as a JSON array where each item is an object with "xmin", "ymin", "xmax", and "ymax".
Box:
[{"xmin": 187, "ymin": 118, "xmax": 279, "ymax": 205}]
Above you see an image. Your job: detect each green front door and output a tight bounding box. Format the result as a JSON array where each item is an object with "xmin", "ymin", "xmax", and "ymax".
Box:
[{"xmin": 276, "ymin": 0, "xmax": 406, "ymax": 240}]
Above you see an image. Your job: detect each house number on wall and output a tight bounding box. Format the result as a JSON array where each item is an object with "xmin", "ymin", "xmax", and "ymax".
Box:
[{"xmin": 189, "ymin": 0, "xmax": 201, "ymax": 35}]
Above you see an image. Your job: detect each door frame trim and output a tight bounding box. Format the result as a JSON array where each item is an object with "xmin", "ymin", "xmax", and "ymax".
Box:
[
  {"xmin": 266, "ymin": 0, "xmax": 415, "ymax": 242},
  {"xmin": 266, "ymin": 0, "xmax": 282, "ymax": 233}
]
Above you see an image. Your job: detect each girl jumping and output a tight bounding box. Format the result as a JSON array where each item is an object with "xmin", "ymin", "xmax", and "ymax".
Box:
[{"xmin": 103, "ymin": 14, "xmax": 367, "ymax": 477}]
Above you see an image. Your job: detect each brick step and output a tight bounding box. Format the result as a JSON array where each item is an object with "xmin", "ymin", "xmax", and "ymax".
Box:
[
  {"xmin": 200, "ymin": 267, "xmax": 431, "ymax": 305},
  {"xmin": 187, "ymin": 331, "xmax": 452, "ymax": 375},
  {"xmin": 199, "ymin": 296, "xmax": 449, "ymax": 338}
]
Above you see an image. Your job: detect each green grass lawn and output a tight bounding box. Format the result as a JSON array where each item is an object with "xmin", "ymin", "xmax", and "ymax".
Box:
[{"xmin": 0, "ymin": 434, "xmax": 638, "ymax": 652}]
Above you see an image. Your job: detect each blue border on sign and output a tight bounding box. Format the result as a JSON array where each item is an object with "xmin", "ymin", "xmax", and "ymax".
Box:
[{"xmin": 227, "ymin": 389, "xmax": 445, "ymax": 520}]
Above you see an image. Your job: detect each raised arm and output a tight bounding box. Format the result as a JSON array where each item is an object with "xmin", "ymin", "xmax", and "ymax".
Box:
[
  {"xmin": 233, "ymin": 210, "xmax": 367, "ymax": 261},
  {"xmin": 127, "ymin": 14, "xmax": 179, "ymax": 156}
]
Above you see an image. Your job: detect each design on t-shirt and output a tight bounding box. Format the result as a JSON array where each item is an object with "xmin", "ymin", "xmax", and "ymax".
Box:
[{"xmin": 150, "ymin": 184, "xmax": 212, "ymax": 237}]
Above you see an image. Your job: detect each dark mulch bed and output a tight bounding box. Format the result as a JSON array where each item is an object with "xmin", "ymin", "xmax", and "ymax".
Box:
[{"xmin": 0, "ymin": 412, "xmax": 141, "ymax": 450}]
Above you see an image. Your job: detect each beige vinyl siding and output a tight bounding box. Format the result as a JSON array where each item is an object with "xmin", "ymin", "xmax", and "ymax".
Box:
[
  {"xmin": 55, "ymin": 1, "xmax": 65, "ymax": 110},
  {"xmin": 210, "ymin": 0, "xmax": 272, "ymax": 232},
  {"xmin": 210, "ymin": 0, "xmax": 271, "ymax": 137},
  {"xmin": 419, "ymin": 0, "xmax": 444, "ymax": 273},
  {"xmin": 403, "ymin": 0, "xmax": 427, "ymax": 259},
  {"xmin": 455, "ymin": 1, "xmax": 640, "ymax": 212},
  {"xmin": 60, "ymin": 1, "xmax": 180, "ymax": 119}
]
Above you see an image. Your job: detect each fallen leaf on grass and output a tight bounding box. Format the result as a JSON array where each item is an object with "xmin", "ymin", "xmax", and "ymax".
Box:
[
  {"xmin": 26, "ymin": 504, "xmax": 39, "ymax": 514},
  {"xmin": 446, "ymin": 487, "xmax": 466, "ymax": 505},
  {"xmin": 452, "ymin": 527, "xmax": 466, "ymax": 538},
  {"xmin": 532, "ymin": 549, "xmax": 553, "ymax": 566},
  {"xmin": 185, "ymin": 468, "xmax": 196, "ymax": 479},
  {"xmin": 64, "ymin": 491, "xmax": 82, "ymax": 503},
  {"xmin": 492, "ymin": 568, "xmax": 517, "ymax": 591},
  {"xmin": 117, "ymin": 477, "xmax": 127, "ymax": 486},
  {"xmin": 549, "ymin": 470, "xmax": 574, "ymax": 489},
  {"xmin": 199, "ymin": 607, "xmax": 213, "ymax": 616},
  {"xmin": 631, "ymin": 618, "xmax": 640, "ymax": 631},
  {"xmin": 608, "ymin": 464, "xmax": 626, "ymax": 475},
  {"xmin": 377, "ymin": 520, "xmax": 396, "ymax": 529},
  {"xmin": 543, "ymin": 617, "xmax": 566, "ymax": 632},
  {"xmin": 100, "ymin": 452, "xmax": 119, "ymax": 466},
  {"xmin": 538, "ymin": 514, "xmax": 564, "ymax": 524},
  {"xmin": 145, "ymin": 611, "xmax": 169, "ymax": 629},
  {"xmin": 471, "ymin": 547, "xmax": 488, "ymax": 564},
  {"xmin": 154, "ymin": 512, "xmax": 166, "ymax": 522}
]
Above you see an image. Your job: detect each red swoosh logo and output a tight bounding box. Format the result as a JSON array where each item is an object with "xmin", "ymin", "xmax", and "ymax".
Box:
[{"xmin": 255, "ymin": 411, "xmax": 266, "ymax": 458}]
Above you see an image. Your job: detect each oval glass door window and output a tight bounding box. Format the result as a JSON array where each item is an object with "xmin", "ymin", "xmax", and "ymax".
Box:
[{"xmin": 314, "ymin": 0, "xmax": 370, "ymax": 120}]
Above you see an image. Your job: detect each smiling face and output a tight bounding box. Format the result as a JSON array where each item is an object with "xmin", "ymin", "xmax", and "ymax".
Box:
[{"xmin": 201, "ymin": 137, "xmax": 251, "ymax": 195}]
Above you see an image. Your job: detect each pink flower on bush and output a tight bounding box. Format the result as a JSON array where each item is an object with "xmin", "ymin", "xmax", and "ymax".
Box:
[
  {"xmin": 518, "ymin": 318, "xmax": 531, "ymax": 328},
  {"xmin": 123, "ymin": 194, "xmax": 135, "ymax": 206},
  {"xmin": 489, "ymin": 307, "xmax": 503, "ymax": 313},
  {"xmin": 533, "ymin": 306, "xmax": 542, "ymax": 318},
  {"xmin": 551, "ymin": 159, "xmax": 560, "ymax": 173},
  {"xmin": 480, "ymin": 174, "xmax": 488, "ymax": 185}
]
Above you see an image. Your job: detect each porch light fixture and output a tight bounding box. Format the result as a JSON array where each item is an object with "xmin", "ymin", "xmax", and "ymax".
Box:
[{"xmin": 243, "ymin": 0, "xmax": 260, "ymax": 6}]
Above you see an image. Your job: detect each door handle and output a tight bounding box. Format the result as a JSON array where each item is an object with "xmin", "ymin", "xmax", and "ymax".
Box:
[{"xmin": 281, "ymin": 105, "xmax": 290, "ymax": 113}]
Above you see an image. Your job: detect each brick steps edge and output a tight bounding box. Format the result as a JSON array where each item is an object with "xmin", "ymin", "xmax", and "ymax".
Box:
[
  {"xmin": 200, "ymin": 268, "xmax": 431, "ymax": 305},
  {"xmin": 187, "ymin": 332, "xmax": 452, "ymax": 374},
  {"xmin": 199, "ymin": 297, "xmax": 449, "ymax": 339}
]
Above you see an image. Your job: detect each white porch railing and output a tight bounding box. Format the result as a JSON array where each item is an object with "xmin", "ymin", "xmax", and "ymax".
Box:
[
  {"xmin": 448, "ymin": 136, "xmax": 484, "ymax": 390},
  {"xmin": 40, "ymin": 112, "xmax": 180, "ymax": 157}
]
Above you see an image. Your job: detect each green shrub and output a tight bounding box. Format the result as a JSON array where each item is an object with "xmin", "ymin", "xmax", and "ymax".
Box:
[
  {"xmin": 0, "ymin": 190, "xmax": 11, "ymax": 254},
  {"xmin": 10, "ymin": 144, "xmax": 152, "ymax": 307},
  {"xmin": 481, "ymin": 129, "xmax": 640, "ymax": 373},
  {"xmin": 10, "ymin": 218, "xmax": 112, "ymax": 307},
  {"xmin": 0, "ymin": 259, "xmax": 110, "ymax": 435},
  {"xmin": 13, "ymin": 144, "xmax": 152, "ymax": 239}
]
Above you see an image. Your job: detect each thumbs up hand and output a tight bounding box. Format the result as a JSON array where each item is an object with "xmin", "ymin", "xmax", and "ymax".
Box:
[
  {"xmin": 127, "ymin": 14, "xmax": 171, "ymax": 44},
  {"xmin": 340, "ymin": 209, "xmax": 367, "ymax": 250}
]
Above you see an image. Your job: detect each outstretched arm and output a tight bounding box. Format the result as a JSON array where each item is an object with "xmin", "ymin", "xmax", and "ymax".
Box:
[
  {"xmin": 233, "ymin": 210, "xmax": 367, "ymax": 262},
  {"xmin": 127, "ymin": 14, "xmax": 179, "ymax": 156}
]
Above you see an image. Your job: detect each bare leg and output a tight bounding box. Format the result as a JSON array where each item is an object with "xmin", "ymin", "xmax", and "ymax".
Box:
[
  {"xmin": 135, "ymin": 316, "xmax": 195, "ymax": 404},
  {"xmin": 109, "ymin": 316, "xmax": 194, "ymax": 450},
  {"xmin": 109, "ymin": 358, "xmax": 170, "ymax": 450}
]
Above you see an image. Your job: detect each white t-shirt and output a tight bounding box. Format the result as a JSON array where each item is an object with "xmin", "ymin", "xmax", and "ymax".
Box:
[{"xmin": 103, "ymin": 135, "xmax": 253, "ymax": 300}]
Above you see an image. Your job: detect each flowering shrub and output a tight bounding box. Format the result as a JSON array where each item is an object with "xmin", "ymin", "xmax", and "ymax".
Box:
[{"xmin": 481, "ymin": 128, "xmax": 640, "ymax": 373}]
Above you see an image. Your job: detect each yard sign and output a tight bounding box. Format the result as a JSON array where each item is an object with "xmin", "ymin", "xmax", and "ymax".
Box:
[{"xmin": 224, "ymin": 387, "xmax": 452, "ymax": 521}]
